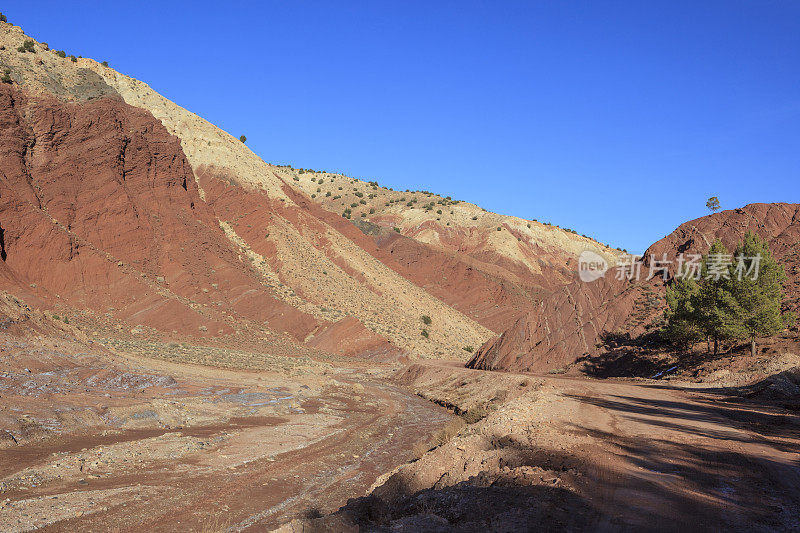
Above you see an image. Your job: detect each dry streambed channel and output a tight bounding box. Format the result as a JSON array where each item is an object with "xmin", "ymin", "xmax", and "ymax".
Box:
[{"xmin": 0, "ymin": 341, "xmax": 454, "ymax": 532}]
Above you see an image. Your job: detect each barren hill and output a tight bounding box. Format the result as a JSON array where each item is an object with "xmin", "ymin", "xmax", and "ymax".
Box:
[{"xmin": 0, "ymin": 22, "xmax": 619, "ymax": 360}]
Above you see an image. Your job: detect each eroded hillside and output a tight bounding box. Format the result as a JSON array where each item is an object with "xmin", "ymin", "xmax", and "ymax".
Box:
[{"xmin": 0, "ymin": 21, "xmax": 621, "ymax": 360}]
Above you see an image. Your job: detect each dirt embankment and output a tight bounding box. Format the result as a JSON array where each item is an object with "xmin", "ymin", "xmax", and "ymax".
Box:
[{"xmin": 288, "ymin": 361, "xmax": 800, "ymax": 532}]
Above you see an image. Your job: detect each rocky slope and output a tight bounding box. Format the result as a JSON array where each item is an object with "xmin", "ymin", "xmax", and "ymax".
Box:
[
  {"xmin": 0, "ymin": 21, "xmax": 620, "ymax": 360},
  {"xmin": 469, "ymin": 202, "xmax": 800, "ymax": 373}
]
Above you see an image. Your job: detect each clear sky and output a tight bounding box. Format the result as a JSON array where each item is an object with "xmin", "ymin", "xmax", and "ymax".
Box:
[{"xmin": 6, "ymin": 1, "xmax": 799, "ymax": 253}]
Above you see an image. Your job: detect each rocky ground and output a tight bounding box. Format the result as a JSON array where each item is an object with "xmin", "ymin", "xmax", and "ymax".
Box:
[
  {"xmin": 0, "ymin": 332, "xmax": 455, "ymax": 532},
  {"xmin": 285, "ymin": 359, "xmax": 800, "ymax": 532}
]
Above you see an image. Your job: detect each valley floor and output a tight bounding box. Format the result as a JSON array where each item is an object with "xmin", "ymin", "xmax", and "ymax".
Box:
[
  {"xmin": 0, "ymin": 338, "xmax": 452, "ymax": 532},
  {"xmin": 1, "ymin": 337, "xmax": 799, "ymax": 532},
  {"xmin": 299, "ymin": 362, "xmax": 800, "ymax": 532}
]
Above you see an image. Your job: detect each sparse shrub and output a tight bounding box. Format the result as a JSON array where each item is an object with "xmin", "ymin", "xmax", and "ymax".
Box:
[
  {"xmin": 436, "ymin": 209, "xmax": 442, "ymax": 214},
  {"xmin": 292, "ymin": 176, "xmax": 300, "ymax": 181},
  {"xmin": 421, "ymin": 315, "xmax": 432, "ymax": 325},
  {"xmin": 463, "ymin": 345, "xmax": 473, "ymax": 352},
  {"xmin": 369, "ymin": 207, "xmax": 375, "ymax": 214},
  {"xmin": 239, "ymin": 135, "xmax": 247, "ymax": 143},
  {"xmin": 17, "ymin": 40, "xmax": 35, "ymax": 53},
  {"xmin": 421, "ymin": 328, "xmax": 429, "ymax": 338},
  {"xmin": 1, "ymin": 68, "xmax": 12, "ymax": 84},
  {"xmin": 69, "ymin": 55, "xmax": 77, "ymax": 62},
  {"xmin": 462, "ymin": 404, "xmax": 488, "ymax": 424},
  {"xmin": 472, "ymin": 216, "xmax": 478, "ymax": 220},
  {"xmin": 497, "ymin": 226, "xmax": 502, "ymax": 231},
  {"xmin": 101, "ymin": 60, "xmax": 109, "ymax": 67},
  {"xmin": 325, "ymin": 191, "xmax": 331, "ymax": 197},
  {"xmin": 0, "ymin": 13, "xmax": 7, "ymax": 22},
  {"xmin": 393, "ymin": 227, "xmax": 401, "ymax": 233},
  {"xmin": 55, "ymin": 50, "xmax": 66, "ymax": 58}
]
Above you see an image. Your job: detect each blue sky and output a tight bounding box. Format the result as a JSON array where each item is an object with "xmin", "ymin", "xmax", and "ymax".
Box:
[{"xmin": 6, "ymin": 1, "xmax": 799, "ymax": 252}]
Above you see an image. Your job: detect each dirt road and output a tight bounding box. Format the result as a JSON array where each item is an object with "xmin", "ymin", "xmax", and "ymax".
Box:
[
  {"xmin": 546, "ymin": 375, "xmax": 800, "ymax": 531},
  {"xmin": 338, "ymin": 362, "xmax": 800, "ymax": 531}
]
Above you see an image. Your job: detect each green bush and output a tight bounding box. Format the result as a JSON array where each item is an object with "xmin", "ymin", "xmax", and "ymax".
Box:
[
  {"xmin": 1, "ymin": 68, "xmax": 12, "ymax": 84},
  {"xmin": 0, "ymin": 13, "xmax": 7, "ymax": 22},
  {"xmin": 239, "ymin": 135, "xmax": 247, "ymax": 143},
  {"xmin": 421, "ymin": 328, "xmax": 429, "ymax": 338},
  {"xmin": 421, "ymin": 315, "xmax": 432, "ymax": 325},
  {"xmin": 101, "ymin": 60, "xmax": 109, "ymax": 67},
  {"xmin": 463, "ymin": 345, "xmax": 474, "ymax": 353},
  {"xmin": 69, "ymin": 55, "xmax": 77, "ymax": 62},
  {"xmin": 17, "ymin": 40, "xmax": 35, "ymax": 53},
  {"xmin": 393, "ymin": 227, "xmax": 401, "ymax": 233},
  {"xmin": 55, "ymin": 50, "xmax": 66, "ymax": 58}
]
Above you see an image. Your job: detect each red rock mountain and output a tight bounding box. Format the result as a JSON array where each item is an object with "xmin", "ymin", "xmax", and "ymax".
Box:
[
  {"xmin": 0, "ymin": 23, "xmax": 618, "ymax": 360},
  {"xmin": 468, "ymin": 202, "xmax": 800, "ymax": 373},
  {"xmin": 5, "ymin": 23, "xmax": 792, "ymax": 367}
]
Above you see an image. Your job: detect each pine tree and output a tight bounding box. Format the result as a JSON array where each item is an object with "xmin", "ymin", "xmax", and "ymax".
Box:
[
  {"xmin": 695, "ymin": 240, "xmax": 738, "ymax": 355},
  {"xmin": 664, "ymin": 276, "xmax": 703, "ymax": 349},
  {"xmin": 726, "ymin": 232, "xmax": 793, "ymax": 356}
]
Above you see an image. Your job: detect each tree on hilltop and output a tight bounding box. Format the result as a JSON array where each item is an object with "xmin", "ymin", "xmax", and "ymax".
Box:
[{"xmin": 706, "ymin": 196, "xmax": 721, "ymax": 212}]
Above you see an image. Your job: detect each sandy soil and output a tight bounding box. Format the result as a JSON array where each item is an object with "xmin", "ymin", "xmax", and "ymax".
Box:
[
  {"xmin": 302, "ymin": 362, "xmax": 800, "ymax": 532},
  {"xmin": 0, "ymin": 338, "xmax": 454, "ymax": 532}
]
